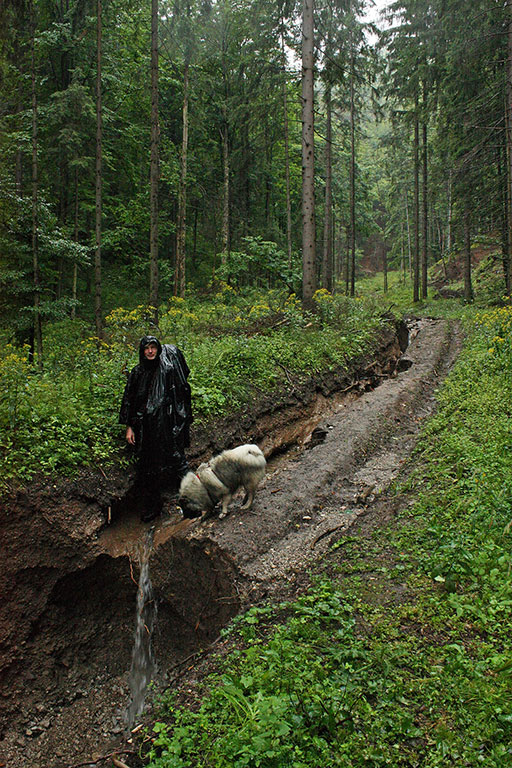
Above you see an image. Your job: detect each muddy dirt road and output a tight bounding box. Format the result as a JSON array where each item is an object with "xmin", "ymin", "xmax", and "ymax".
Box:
[{"xmin": 0, "ymin": 317, "xmax": 463, "ymax": 768}]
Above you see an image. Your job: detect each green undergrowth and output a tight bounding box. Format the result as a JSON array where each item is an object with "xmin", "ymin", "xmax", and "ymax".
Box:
[
  {"xmin": 355, "ymin": 271, "xmax": 475, "ymax": 320},
  {"xmin": 0, "ymin": 288, "xmax": 381, "ymax": 486},
  {"xmin": 143, "ymin": 305, "xmax": 512, "ymax": 767}
]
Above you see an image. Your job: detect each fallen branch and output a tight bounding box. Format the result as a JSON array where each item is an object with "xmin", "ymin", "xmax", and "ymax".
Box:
[
  {"xmin": 164, "ymin": 633, "xmax": 225, "ymax": 683},
  {"xmin": 112, "ymin": 758, "xmax": 131, "ymax": 768},
  {"xmin": 310, "ymin": 525, "xmax": 348, "ymax": 549},
  {"xmin": 276, "ymin": 361, "xmax": 295, "ymax": 387}
]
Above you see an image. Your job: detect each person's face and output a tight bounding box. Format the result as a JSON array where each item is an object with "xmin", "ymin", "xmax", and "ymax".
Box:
[{"xmin": 144, "ymin": 343, "xmax": 159, "ymax": 361}]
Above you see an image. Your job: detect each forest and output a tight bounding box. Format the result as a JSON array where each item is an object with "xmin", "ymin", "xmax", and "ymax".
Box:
[
  {"xmin": 1, "ymin": 0, "xmax": 511, "ymax": 355},
  {"xmin": 2, "ymin": 0, "xmax": 512, "ymax": 766}
]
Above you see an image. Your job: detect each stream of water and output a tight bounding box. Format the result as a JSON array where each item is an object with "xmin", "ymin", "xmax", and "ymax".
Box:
[{"xmin": 125, "ymin": 528, "xmax": 157, "ymax": 727}]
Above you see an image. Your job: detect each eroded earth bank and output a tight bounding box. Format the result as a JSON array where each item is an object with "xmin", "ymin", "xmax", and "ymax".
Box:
[{"xmin": 0, "ymin": 317, "xmax": 463, "ymax": 768}]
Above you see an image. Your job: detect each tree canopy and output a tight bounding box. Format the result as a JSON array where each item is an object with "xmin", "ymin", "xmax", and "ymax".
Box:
[{"xmin": 0, "ymin": 0, "xmax": 510, "ymax": 356}]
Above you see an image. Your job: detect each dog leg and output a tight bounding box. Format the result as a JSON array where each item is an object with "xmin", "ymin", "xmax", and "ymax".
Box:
[
  {"xmin": 218, "ymin": 494, "xmax": 232, "ymax": 519},
  {"xmin": 239, "ymin": 490, "xmax": 255, "ymax": 510}
]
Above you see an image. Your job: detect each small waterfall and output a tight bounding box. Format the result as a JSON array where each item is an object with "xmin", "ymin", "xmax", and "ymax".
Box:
[{"xmin": 125, "ymin": 529, "xmax": 157, "ymax": 727}]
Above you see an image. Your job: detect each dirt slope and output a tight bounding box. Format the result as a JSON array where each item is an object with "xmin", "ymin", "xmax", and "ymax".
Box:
[{"xmin": 0, "ymin": 317, "xmax": 462, "ymax": 768}]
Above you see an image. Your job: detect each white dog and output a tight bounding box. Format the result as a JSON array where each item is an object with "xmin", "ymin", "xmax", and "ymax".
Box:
[{"xmin": 179, "ymin": 444, "xmax": 266, "ymax": 519}]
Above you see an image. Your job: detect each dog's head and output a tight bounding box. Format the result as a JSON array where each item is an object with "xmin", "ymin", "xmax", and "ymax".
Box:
[
  {"xmin": 178, "ymin": 498, "xmax": 204, "ymax": 519},
  {"xmin": 178, "ymin": 471, "xmax": 210, "ymax": 519}
]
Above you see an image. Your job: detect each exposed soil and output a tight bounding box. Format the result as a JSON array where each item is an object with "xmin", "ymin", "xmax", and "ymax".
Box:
[{"xmin": 0, "ymin": 316, "xmax": 463, "ymax": 768}]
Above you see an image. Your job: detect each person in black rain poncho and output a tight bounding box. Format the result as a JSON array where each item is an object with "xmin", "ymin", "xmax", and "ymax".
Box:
[{"xmin": 119, "ymin": 335, "xmax": 193, "ymax": 522}]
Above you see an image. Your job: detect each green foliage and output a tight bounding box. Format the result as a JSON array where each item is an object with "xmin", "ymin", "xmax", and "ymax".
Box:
[
  {"xmin": 0, "ymin": 291, "xmax": 381, "ymax": 485},
  {"xmin": 1, "ymin": 0, "xmax": 509, "ymax": 333},
  {"xmin": 217, "ymin": 237, "xmax": 301, "ymax": 292},
  {"xmin": 147, "ymin": 583, "xmax": 425, "ymax": 768},
  {"xmin": 411, "ymin": 307, "xmax": 512, "ymax": 627},
  {"xmin": 0, "ymin": 325, "xmax": 122, "ymax": 485},
  {"xmin": 354, "ymin": 269, "xmax": 485, "ymax": 321},
  {"xmin": 472, "ymin": 251, "xmax": 511, "ymax": 308}
]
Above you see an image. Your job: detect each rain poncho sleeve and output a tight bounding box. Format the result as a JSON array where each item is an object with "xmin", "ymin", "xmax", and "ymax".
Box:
[{"xmin": 119, "ymin": 367, "xmax": 152, "ymax": 430}]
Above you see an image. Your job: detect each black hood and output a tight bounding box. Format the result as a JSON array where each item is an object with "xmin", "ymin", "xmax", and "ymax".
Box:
[{"xmin": 138, "ymin": 335, "xmax": 162, "ymax": 365}]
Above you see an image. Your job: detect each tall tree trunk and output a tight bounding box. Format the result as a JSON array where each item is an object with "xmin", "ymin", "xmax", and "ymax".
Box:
[
  {"xmin": 499, "ymin": 141, "xmax": 511, "ymax": 295},
  {"xmin": 383, "ymin": 244, "xmax": 388, "ymax": 292},
  {"xmin": 413, "ymin": 104, "xmax": 420, "ymax": 302},
  {"xmin": 349, "ymin": 48, "xmax": 356, "ymax": 297},
  {"xmin": 72, "ymin": 167, "xmax": 79, "ymax": 319},
  {"xmin": 175, "ymin": 59, "xmax": 189, "ymax": 298},
  {"xmin": 56, "ymin": 0, "xmax": 71, "ymax": 303},
  {"xmin": 301, "ymin": 0, "xmax": 316, "ymax": 304},
  {"xmin": 344, "ymin": 226, "xmax": 350, "ymax": 295},
  {"xmin": 331, "ymin": 209, "xmax": 337, "ymax": 292},
  {"xmin": 192, "ymin": 205, "xmax": 198, "ymax": 270},
  {"xmin": 16, "ymin": 149, "xmax": 23, "ymax": 199},
  {"xmin": 31, "ymin": 1, "xmax": 43, "ymax": 368},
  {"xmin": 404, "ymin": 188, "xmax": 412, "ymax": 277},
  {"xmin": 149, "ymin": 0, "xmax": 160, "ymax": 321},
  {"xmin": 464, "ymin": 200, "xmax": 473, "ymax": 302},
  {"xmin": 13, "ymin": 37, "xmax": 25, "ymax": 200},
  {"xmin": 462, "ymin": 113, "xmax": 474, "ymax": 303},
  {"xmin": 446, "ymin": 170, "xmax": 452, "ymax": 259},
  {"xmin": 264, "ymin": 118, "xmax": 272, "ymax": 231},
  {"xmin": 57, "ymin": 159, "xmax": 69, "ymax": 299},
  {"xmin": 238, "ymin": 63, "xmax": 250, "ymax": 238},
  {"xmin": 15, "ymin": 67, "xmax": 24, "ymax": 200},
  {"xmin": 281, "ymin": 29, "xmax": 292, "ymax": 269},
  {"xmin": 438, "ymin": 216, "xmax": 448, "ymax": 279},
  {"xmin": 421, "ymin": 119, "xmax": 428, "ymax": 299},
  {"xmin": 322, "ymin": 85, "xmax": 333, "ymax": 291},
  {"xmin": 400, "ymin": 222, "xmax": 405, "ymax": 283},
  {"xmin": 220, "ymin": 20, "xmax": 230, "ymax": 267},
  {"xmin": 436, "ymin": 216, "xmax": 442, "ymax": 257},
  {"xmin": 506, "ymin": 0, "xmax": 512, "ymax": 296},
  {"xmin": 95, "ymin": 0, "xmax": 103, "ymax": 340},
  {"xmin": 221, "ymin": 118, "xmax": 230, "ymax": 262}
]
